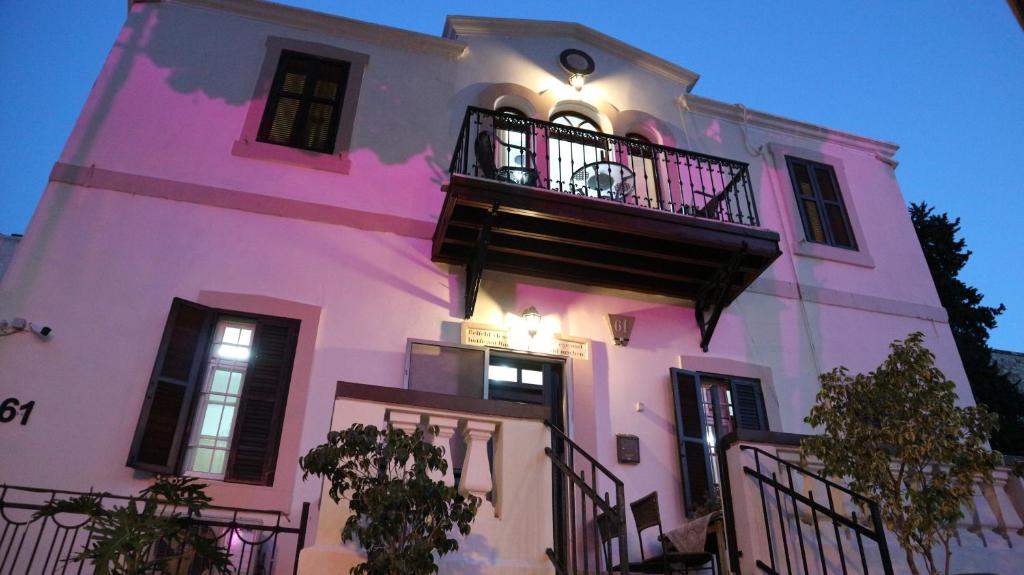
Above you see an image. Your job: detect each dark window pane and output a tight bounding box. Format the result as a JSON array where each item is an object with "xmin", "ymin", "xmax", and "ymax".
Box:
[
  {"xmin": 676, "ymin": 373, "xmax": 703, "ymax": 438},
  {"xmin": 814, "ymin": 166, "xmax": 839, "ymax": 201},
  {"xmin": 314, "ymin": 80, "xmax": 338, "ymax": 100},
  {"xmin": 162, "ymin": 304, "xmax": 208, "ymax": 382},
  {"xmin": 408, "ymin": 343, "xmax": 485, "ymax": 398},
  {"xmin": 803, "ymin": 199, "xmax": 827, "ymax": 242},
  {"xmin": 136, "ymin": 382, "xmax": 185, "ymax": 465},
  {"xmin": 792, "ymin": 162, "xmax": 814, "ymax": 197},
  {"xmin": 266, "ymin": 97, "xmax": 300, "ymax": 144},
  {"xmin": 281, "ymin": 72, "xmax": 306, "ymax": 94},
  {"xmin": 683, "ymin": 441, "xmax": 710, "ymax": 507},
  {"xmin": 825, "ymin": 204, "xmax": 853, "ymax": 247},
  {"xmin": 304, "ymin": 102, "xmax": 334, "ymax": 150}
]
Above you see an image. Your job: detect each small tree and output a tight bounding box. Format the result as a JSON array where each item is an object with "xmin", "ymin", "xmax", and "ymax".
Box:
[
  {"xmin": 802, "ymin": 332, "xmax": 1000, "ymax": 575},
  {"xmin": 299, "ymin": 423, "xmax": 480, "ymax": 575},
  {"xmin": 34, "ymin": 476, "xmax": 231, "ymax": 575}
]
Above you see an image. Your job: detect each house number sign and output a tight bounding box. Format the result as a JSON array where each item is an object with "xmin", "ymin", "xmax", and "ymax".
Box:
[{"xmin": 1, "ymin": 397, "xmax": 34, "ymax": 425}]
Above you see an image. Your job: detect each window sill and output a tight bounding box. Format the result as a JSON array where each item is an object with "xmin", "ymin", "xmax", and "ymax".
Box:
[
  {"xmin": 232, "ymin": 139, "xmax": 351, "ymax": 175},
  {"xmin": 195, "ymin": 476, "xmax": 290, "ymax": 513},
  {"xmin": 793, "ymin": 240, "xmax": 875, "ymax": 268}
]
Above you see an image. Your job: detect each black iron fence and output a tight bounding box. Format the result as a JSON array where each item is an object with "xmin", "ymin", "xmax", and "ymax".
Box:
[
  {"xmin": 545, "ymin": 421, "xmax": 630, "ymax": 575},
  {"xmin": 0, "ymin": 484, "xmax": 309, "ymax": 575},
  {"xmin": 739, "ymin": 446, "xmax": 894, "ymax": 575},
  {"xmin": 450, "ymin": 106, "xmax": 761, "ymax": 227}
]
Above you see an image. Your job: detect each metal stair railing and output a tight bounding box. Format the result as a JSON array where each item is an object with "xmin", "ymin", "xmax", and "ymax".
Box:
[
  {"xmin": 544, "ymin": 420, "xmax": 630, "ymax": 575},
  {"xmin": 740, "ymin": 446, "xmax": 894, "ymax": 575}
]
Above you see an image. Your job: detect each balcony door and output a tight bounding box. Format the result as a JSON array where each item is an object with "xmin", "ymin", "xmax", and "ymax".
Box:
[
  {"xmin": 670, "ymin": 368, "xmax": 768, "ymax": 515},
  {"xmin": 547, "ymin": 112, "xmax": 606, "ymax": 195}
]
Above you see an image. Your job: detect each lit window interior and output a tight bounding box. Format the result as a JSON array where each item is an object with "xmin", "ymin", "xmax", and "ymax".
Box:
[{"xmin": 185, "ymin": 320, "xmax": 255, "ymax": 478}]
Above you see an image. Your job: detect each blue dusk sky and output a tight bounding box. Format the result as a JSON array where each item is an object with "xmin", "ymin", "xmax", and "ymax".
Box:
[{"xmin": 1, "ymin": 1, "xmax": 1021, "ymax": 349}]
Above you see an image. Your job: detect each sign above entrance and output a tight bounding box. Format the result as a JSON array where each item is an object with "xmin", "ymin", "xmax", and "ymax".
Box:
[{"xmin": 461, "ymin": 323, "xmax": 590, "ymax": 360}]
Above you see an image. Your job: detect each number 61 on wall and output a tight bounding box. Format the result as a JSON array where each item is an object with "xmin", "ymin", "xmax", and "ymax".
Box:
[{"xmin": 1, "ymin": 397, "xmax": 34, "ymax": 425}]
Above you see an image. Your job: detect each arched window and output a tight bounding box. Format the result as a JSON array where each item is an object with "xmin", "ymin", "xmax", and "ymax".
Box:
[
  {"xmin": 625, "ymin": 133, "xmax": 662, "ymax": 209},
  {"xmin": 548, "ymin": 112, "xmax": 606, "ymax": 195},
  {"xmin": 494, "ymin": 107, "xmax": 533, "ymax": 185}
]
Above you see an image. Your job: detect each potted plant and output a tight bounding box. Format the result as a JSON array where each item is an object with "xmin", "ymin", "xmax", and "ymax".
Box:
[
  {"xmin": 35, "ymin": 476, "xmax": 231, "ymax": 575},
  {"xmin": 300, "ymin": 423, "xmax": 480, "ymax": 575}
]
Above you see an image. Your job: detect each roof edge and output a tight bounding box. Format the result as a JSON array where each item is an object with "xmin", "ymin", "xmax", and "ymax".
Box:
[
  {"xmin": 443, "ymin": 15, "xmax": 699, "ymax": 92},
  {"xmin": 681, "ymin": 94, "xmax": 900, "ymax": 157},
  {"xmin": 131, "ymin": 0, "xmax": 467, "ymax": 58}
]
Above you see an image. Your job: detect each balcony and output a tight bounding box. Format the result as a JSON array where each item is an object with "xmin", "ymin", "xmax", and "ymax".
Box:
[{"xmin": 433, "ymin": 107, "xmax": 782, "ymax": 350}]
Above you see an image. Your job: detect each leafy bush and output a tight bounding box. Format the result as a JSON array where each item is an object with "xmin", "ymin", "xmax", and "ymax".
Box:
[
  {"xmin": 35, "ymin": 476, "xmax": 231, "ymax": 575},
  {"xmin": 300, "ymin": 423, "xmax": 480, "ymax": 575},
  {"xmin": 802, "ymin": 332, "xmax": 999, "ymax": 575}
]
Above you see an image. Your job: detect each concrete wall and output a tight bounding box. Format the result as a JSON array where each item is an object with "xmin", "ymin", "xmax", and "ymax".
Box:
[{"xmin": 0, "ymin": 0, "xmax": 974, "ymax": 569}]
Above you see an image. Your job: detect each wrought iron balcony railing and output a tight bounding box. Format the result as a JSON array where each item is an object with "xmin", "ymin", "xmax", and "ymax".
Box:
[
  {"xmin": 450, "ymin": 106, "xmax": 761, "ymax": 227},
  {"xmin": 0, "ymin": 484, "xmax": 309, "ymax": 575}
]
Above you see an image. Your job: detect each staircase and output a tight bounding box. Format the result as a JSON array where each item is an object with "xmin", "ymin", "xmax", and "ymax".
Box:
[{"xmin": 545, "ymin": 421, "xmax": 631, "ymax": 575}]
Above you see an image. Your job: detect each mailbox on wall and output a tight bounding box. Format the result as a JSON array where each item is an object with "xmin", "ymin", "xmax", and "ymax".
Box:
[{"xmin": 616, "ymin": 434, "xmax": 640, "ymax": 464}]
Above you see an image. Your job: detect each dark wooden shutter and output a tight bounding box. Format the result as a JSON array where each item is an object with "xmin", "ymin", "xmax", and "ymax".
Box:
[
  {"xmin": 670, "ymin": 369, "xmax": 714, "ymax": 515},
  {"xmin": 127, "ymin": 298, "xmax": 214, "ymax": 473},
  {"xmin": 225, "ymin": 316, "xmax": 300, "ymax": 485},
  {"xmin": 730, "ymin": 378, "xmax": 768, "ymax": 431}
]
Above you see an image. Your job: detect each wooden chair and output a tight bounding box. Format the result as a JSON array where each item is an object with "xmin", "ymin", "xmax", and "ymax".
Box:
[
  {"xmin": 597, "ymin": 508, "xmax": 645, "ymax": 574},
  {"xmin": 629, "ymin": 492, "xmax": 716, "ymax": 575}
]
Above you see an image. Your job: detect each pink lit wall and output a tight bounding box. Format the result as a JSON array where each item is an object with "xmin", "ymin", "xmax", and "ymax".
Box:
[{"xmin": 0, "ymin": 1, "xmax": 985, "ymax": 571}]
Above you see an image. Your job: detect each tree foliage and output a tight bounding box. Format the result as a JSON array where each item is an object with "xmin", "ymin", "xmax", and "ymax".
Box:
[
  {"xmin": 910, "ymin": 202, "xmax": 1024, "ymax": 453},
  {"xmin": 802, "ymin": 332, "xmax": 999, "ymax": 575},
  {"xmin": 299, "ymin": 423, "xmax": 480, "ymax": 575},
  {"xmin": 34, "ymin": 476, "xmax": 231, "ymax": 575}
]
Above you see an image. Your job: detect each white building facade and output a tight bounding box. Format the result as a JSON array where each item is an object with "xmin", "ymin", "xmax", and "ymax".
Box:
[{"xmin": 1, "ymin": 1, "xmax": 1020, "ymax": 574}]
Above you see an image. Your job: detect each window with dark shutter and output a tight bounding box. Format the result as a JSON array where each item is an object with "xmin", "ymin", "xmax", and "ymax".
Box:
[
  {"xmin": 226, "ymin": 317, "xmax": 299, "ymax": 485},
  {"xmin": 127, "ymin": 299, "xmax": 300, "ymax": 486},
  {"xmin": 670, "ymin": 369, "xmax": 768, "ymax": 515},
  {"xmin": 257, "ymin": 51, "xmax": 350, "ymax": 154},
  {"xmin": 127, "ymin": 299, "xmax": 215, "ymax": 473},
  {"xmin": 671, "ymin": 370, "xmax": 714, "ymax": 515},
  {"xmin": 786, "ymin": 156, "xmax": 857, "ymax": 250}
]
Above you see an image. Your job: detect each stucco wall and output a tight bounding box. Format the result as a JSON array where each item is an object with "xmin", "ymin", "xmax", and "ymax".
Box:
[{"xmin": 0, "ymin": 0, "xmax": 976, "ymax": 568}]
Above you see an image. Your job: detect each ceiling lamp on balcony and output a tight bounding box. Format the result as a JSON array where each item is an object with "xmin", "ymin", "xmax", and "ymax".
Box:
[{"xmin": 559, "ymin": 49, "xmax": 595, "ymax": 92}]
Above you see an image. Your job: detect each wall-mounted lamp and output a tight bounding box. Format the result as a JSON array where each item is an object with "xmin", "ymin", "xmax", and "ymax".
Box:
[
  {"xmin": 521, "ymin": 306, "xmax": 542, "ymax": 337},
  {"xmin": 568, "ymin": 73, "xmax": 586, "ymax": 92},
  {"xmin": 559, "ymin": 49, "xmax": 595, "ymax": 93}
]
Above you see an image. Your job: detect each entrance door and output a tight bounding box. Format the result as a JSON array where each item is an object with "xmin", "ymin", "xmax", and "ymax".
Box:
[{"xmin": 487, "ymin": 352, "xmax": 567, "ymax": 564}]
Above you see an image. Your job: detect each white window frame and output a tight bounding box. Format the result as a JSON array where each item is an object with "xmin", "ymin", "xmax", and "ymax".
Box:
[{"xmin": 183, "ymin": 319, "xmax": 256, "ymax": 480}]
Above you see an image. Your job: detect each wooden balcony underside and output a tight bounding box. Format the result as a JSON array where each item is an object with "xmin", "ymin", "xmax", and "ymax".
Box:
[{"xmin": 433, "ymin": 175, "xmax": 782, "ymax": 307}]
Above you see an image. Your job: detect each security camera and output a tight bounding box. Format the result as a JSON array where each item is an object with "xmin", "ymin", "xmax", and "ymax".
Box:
[{"xmin": 31, "ymin": 323, "xmax": 52, "ymax": 338}]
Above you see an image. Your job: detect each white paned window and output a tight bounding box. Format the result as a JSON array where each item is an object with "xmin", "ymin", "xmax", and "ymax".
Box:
[{"xmin": 184, "ymin": 319, "xmax": 256, "ymax": 479}]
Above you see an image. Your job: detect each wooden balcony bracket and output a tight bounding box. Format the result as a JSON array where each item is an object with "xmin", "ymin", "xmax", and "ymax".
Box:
[
  {"xmin": 696, "ymin": 242, "xmax": 748, "ymax": 352},
  {"xmin": 464, "ymin": 203, "xmax": 500, "ymax": 319}
]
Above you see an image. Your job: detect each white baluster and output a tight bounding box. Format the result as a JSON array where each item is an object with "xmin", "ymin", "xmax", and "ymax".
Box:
[
  {"xmin": 387, "ymin": 409, "xmax": 421, "ymax": 436},
  {"xmin": 426, "ymin": 415, "xmax": 459, "ymax": 487},
  {"xmin": 459, "ymin": 419, "xmax": 498, "ymax": 514}
]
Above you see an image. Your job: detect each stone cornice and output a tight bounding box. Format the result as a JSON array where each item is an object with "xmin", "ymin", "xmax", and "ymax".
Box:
[
  {"xmin": 443, "ymin": 16, "xmax": 700, "ymax": 91},
  {"xmin": 133, "ymin": 0, "xmax": 467, "ymax": 58},
  {"xmin": 680, "ymin": 94, "xmax": 900, "ymax": 158}
]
